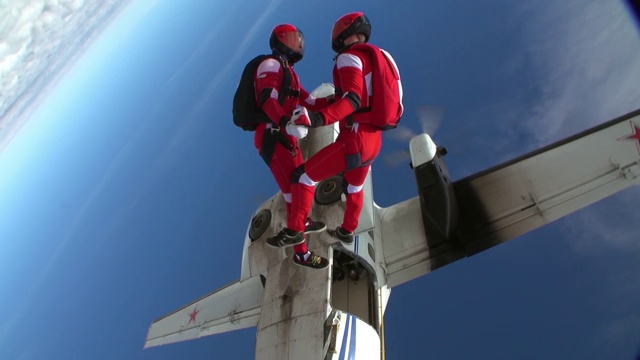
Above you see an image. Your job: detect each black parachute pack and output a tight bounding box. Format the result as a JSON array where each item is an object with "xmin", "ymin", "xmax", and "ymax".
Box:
[{"xmin": 232, "ymin": 55, "xmax": 293, "ymax": 131}]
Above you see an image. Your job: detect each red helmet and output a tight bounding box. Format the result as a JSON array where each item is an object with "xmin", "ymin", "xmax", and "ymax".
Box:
[
  {"xmin": 270, "ymin": 24, "xmax": 305, "ymax": 64},
  {"xmin": 331, "ymin": 12, "xmax": 371, "ymax": 53}
]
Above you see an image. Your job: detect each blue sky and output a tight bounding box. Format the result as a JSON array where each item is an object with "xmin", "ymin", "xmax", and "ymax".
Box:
[{"xmin": 1, "ymin": 1, "xmax": 639, "ymax": 359}]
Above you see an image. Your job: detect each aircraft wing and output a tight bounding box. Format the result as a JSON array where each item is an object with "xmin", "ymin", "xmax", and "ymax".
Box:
[
  {"xmin": 381, "ymin": 109, "xmax": 640, "ymax": 288},
  {"xmin": 144, "ymin": 275, "xmax": 264, "ymax": 348},
  {"xmin": 456, "ymin": 109, "xmax": 640, "ymax": 254}
]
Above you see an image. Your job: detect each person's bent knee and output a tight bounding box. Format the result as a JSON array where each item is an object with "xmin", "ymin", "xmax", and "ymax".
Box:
[
  {"xmin": 347, "ymin": 183, "xmax": 364, "ymax": 194},
  {"xmin": 292, "ymin": 165, "xmax": 305, "ymax": 183},
  {"xmin": 292, "ymin": 165, "xmax": 318, "ymax": 186}
]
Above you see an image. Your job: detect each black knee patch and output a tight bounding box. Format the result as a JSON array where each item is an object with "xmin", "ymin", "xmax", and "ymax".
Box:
[
  {"xmin": 346, "ymin": 153, "xmax": 362, "ymax": 171},
  {"xmin": 292, "ymin": 165, "xmax": 306, "ymax": 183}
]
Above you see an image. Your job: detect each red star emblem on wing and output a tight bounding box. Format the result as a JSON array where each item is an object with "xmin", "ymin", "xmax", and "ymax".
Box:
[
  {"xmin": 188, "ymin": 307, "xmax": 200, "ymax": 325},
  {"xmin": 617, "ymin": 122, "xmax": 640, "ymax": 153}
]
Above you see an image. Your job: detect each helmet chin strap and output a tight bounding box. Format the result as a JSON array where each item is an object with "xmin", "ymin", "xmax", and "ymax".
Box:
[{"xmin": 271, "ymin": 50, "xmax": 295, "ymax": 65}]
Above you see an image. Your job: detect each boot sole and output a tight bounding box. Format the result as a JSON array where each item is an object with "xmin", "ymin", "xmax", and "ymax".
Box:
[{"xmin": 304, "ymin": 224, "xmax": 327, "ymax": 234}]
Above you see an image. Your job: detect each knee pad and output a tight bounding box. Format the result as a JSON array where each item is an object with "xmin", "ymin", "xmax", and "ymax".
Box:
[
  {"xmin": 300, "ymin": 173, "xmax": 318, "ymax": 187},
  {"xmin": 347, "ymin": 183, "xmax": 364, "ymax": 194},
  {"xmin": 292, "ymin": 165, "xmax": 306, "ymax": 184},
  {"xmin": 292, "ymin": 165, "xmax": 319, "ymax": 186},
  {"xmin": 342, "ymin": 177, "xmax": 364, "ymax": 195}
]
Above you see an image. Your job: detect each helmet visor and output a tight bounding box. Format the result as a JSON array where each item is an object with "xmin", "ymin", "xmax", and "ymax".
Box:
[{"xmin": 279, "ymin": 30, "xmax": 304, "ymax": 56}]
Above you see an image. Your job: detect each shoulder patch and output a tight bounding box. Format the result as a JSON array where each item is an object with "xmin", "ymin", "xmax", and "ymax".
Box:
[
  {"xmin": 257, "ymin": 58, "xmax": 281, "ymax": 76},
  {"xmin": 336, "ymin": 53, "xmax": 363, "ymax": 70}
]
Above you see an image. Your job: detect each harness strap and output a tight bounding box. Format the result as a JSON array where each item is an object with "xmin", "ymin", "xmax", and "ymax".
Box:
[
  {"xmin": 276, "ymin": 57, "xmax": 298, "ymax": 104},
  {"xmin": 260, "ymin": 127, "xmax": 295, "ymax": 166},
  {"xmin": 260, "ymin": 56, "xmax": 300, "ymax": 165}
]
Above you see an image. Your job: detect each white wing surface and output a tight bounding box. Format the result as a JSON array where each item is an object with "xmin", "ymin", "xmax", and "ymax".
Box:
[{"xmin": 144, "ymin": 275, "xmax": 264, "ymax": 348}]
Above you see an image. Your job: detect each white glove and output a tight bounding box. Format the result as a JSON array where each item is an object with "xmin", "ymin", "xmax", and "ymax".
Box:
[
  {"xmin": 286, "ymin": 121, "xmax": 309, "ymax": 139},
  {"xmin": 291, "ymin": 106, "xmax": 312, "ymax": 127}
]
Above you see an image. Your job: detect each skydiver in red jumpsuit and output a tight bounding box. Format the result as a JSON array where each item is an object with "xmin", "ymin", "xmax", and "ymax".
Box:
[
  {"xmin": 255, "ymin": 24, "xmax": 332, "ymax": 269},
  {"xmin": 267, "ymin": 13, "xmax": 395, "ymax": 249}
]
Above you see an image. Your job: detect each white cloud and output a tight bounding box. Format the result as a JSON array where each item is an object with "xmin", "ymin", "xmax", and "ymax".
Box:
[
  {"xmin": 521, "ymin": 0, "xmax": 640, "ymax": 144},
  {"xmin": 0, "ymin": 0, "xmax": 137, "ymax": 343},
  {"xmin": 509, "ymin": 5, "xmax": 640, "ymax": 347},
  {"xmin": 494, "ymin": 0, "xmax": 640, "ymax": 255},
  {"xmin": 0, "ymin": 0, "xmax": 131, "ymax": 150}
]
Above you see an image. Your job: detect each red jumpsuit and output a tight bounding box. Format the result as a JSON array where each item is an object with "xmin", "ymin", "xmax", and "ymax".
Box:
[
  {"xmin": 288, "ymin": 47, "xmax": 382, "ymax": 234},
  {"xmin": 253, "ymin": 56, "xmax": 330, "ymax": 252}
]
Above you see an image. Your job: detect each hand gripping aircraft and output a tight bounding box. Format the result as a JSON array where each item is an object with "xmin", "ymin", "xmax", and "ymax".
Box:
[{"xmin": 144, "ymin": 83, "xmax": 640, "ymax": 359}]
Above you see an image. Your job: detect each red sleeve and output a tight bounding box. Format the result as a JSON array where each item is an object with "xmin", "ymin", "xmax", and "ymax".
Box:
[
  {"xmin": 318, "ymin": 65, "xmax": 363, "ymax": 125},
  {"xmin": 255, "ymin": 59, "xmax": 288, "ymax": 125},
  {"xmin": 261, "ymin": 98, "xmax": 288, "ymax": 126},
  {"xmin": 318, "ymin": 97, "xmax": 357, "ymax": 125},
  {"xmin": 336, "ymin": 65, "xmax": 364, "ymax": 98},
  {"xmin": 300, "ymin": 87, "xmax": 333, "ymax": 111}
]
